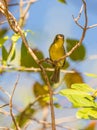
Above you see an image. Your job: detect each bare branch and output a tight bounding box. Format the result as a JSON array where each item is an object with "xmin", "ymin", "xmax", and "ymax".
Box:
[
  {"xmin": 57, "ymin": 0, "xmax": 88, "ymax": 63},
  {"xmin": 0, "ymin": 103, "xmax": 9, "ymax": 108},
  {"xmin": 0, "ymin": 86, "xmax": 11, "ymax": 98},
  {"xmin": 87, "ymin": 24, "xmax": 97, "ymax": 29},
  {"xmin": 9, "ymin": 75, "xmax": 20, "ymax": 130},
  {"xmin": 0, "ymin": 1, "xmax": 56, "ymax": 129},
  {"xmin": 0, "ymin": 126, "xmax": 14, "ymax": 130},
  {"xmin": 19, "ymin": 0, "xmax": 37, "ymax": 26},
  {"xmin": 72, "ymin": 3, "xmax": 84, "ymax": 29}
]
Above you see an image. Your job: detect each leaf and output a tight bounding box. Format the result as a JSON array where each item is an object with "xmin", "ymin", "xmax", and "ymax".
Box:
[
  {"xmin": 0, "ymin": 36, "xmax": 9, "ymax": 47},
  {"xmin": 20, "ymin": 42, "xmax": 44, "ymax": 67},
  {"xmin": 71, "ymin": 83, "xmax": 95, "ymax": 92},
  {"xmin": 54, "ymin": 103, "xmax": 62, "ymax": 109},
  {"xmin": 58, "ymin": 0, "xmax": 66, "ymax": 4},
  {"xmin": 85, "ymin": 73, "xmax": 97, "ymax": 78},
  {"xmin": 64, "ymin": 69, "xmax": 84, "ymax": 88},
  {"xmin": 7, "ymin": 42, "xmax": 16, "ymax": 62},
  {"xmin": 11, "ymin": 33, "xmax": 20, "ymax": 42},
  {"xmin": 0, "ymin": 29, "xmax": 8, "ymax": 47},
  {"xmin": 16, "ymin": 107, "xmax": 36, "ymax": 127},
  {"xmin": 77, "ymin": 108, "xmax": 97, "ymax": 120},
  {"xmin": 0, "ymin": 29, "xmax": 8, "ymax": 37},
  {"xmin": 59, "ymin": 89, "xmax": 96, "ymax": 108},
  {"xmin": 66, "ymin": 38, "xmax": 86, "ymax": 61},
  {"xmin": 33, "ymin": 82, "xmax": 49, "ymax": 107},
  {"xmin": 2, "ymin": 45, "xmax": 9, "ymax": 65}
]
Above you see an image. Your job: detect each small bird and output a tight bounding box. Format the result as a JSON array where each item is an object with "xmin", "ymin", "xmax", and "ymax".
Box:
[{"xmin": 49, "ymin": 34, "xmax": 66, "ymax": 83}]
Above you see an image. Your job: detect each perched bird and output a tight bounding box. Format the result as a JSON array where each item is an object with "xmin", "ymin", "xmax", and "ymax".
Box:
[{"xmin": 49, "ymin": 34, "xmax": 66, "ymax": 83}]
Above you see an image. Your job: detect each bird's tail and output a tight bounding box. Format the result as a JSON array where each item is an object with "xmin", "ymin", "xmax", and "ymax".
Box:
[{"xmin": 51, "ymin": 67, "xmax": 60, "ymax": 83}]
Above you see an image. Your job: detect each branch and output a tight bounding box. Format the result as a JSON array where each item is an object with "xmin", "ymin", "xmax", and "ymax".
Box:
[
  {"xmin": 0, "ymin": 1, "xmax": 56, "ymax": 129},
  {"xmin": 56, "ymin": 0, "xmax": 97, "ymax": 64},
  {"xmin": 9, "ymin": 75, "xmax": 20, "ymax": 130},
  {"xmin": 8, "ymin": 0, "xmax": 37, "ymax": 7},
  {"xmin": 72, "ymin": 3, "xmax": 84, "ymax": 29},
  {"xmin": 0, "ymin": 103, "xmax": 9, "ymax": 108},
  {"xmin": 19, "ymin": 0, "xmax": 37, "ymax": 26},
  {"xmin": 57, "ymin": 0, "xmax": 88, "ymax": 62},
  {"xmin": 0, "ymin": 65, "xmax": 75, "ymax": 74}
]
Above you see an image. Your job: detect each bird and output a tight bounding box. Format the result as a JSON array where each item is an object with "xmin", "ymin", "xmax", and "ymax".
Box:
[{"xmin": 49, "ymin": 34, "xmax": 66, "ymax": 83}]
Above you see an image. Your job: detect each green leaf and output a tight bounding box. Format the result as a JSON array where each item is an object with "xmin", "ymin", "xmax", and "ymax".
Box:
[
  {"xmin": 16, "ymin": 107, "xmax": 36, "ymax": 127},
  {"xmin": 33, "ymin": 82, "xmax": 49, "ymax": 107},
  {"xmin": 0, "ymin": 36, "xmax": 9, "ymax": 47},
  {"xmin": 0, "ymin": 29, "xmax": 8, "ymax": 47},
  {"xmin": 71, "ymin": 83, "xmax": 95, "ymax": 92},
  {"xmin": 66, "ymin": 38, "xmax": 86, "ymax": 61},
  {"xmin": 58, "ymin": 0, "xmax": 66, "ymax": 4},
  {"xmin": 64, "ymin": 69, "xmax": 84, "ymax": 88},
  {"xmin": 54, "ymin": 103, "xmax": 62, "ymax": 109},
  {"xmin": 7, "ymin": 42, "xmax": 16, "ymax": 63},
  {"xmin": 2, "ymin": 45, "xmax": 9, "ymax": 65},
  {"xmin": 77, "ymin": 108, "xmax": 97, "ymax": 119},
  {"xmin": 85, "ymin": 73, "xmax": 97, "ymax": 78},
  {"xmin": 11, "ymin": 33, "xmax": 20, "ymax": 42},
  {"xmin": 59, "ymin": 89, "xmax": 96, "ymax": 108},
  {"xmin": 20, "ymin": 42, "xmax": 44, "ymax": 67},
  {"xmin": 0, "ymin": 29, "xmax": 8, "ymax": 37}
]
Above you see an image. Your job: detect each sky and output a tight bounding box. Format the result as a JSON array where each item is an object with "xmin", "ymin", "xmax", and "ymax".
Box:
[
  {"xmin": 0, "ymin": 0, "xmax": 97, "ymax": 129},
  {"xmin": 25, "ymin": 0, "xmax": 97, "ymax": 77}
]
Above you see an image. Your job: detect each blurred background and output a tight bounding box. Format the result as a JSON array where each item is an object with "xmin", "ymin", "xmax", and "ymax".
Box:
[{"xmin": 0, "ymin": 0, "xmax": 97, "ymax": 129}]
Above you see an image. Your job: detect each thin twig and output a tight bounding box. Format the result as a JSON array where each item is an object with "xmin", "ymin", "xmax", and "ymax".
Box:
[
  {"xmin": 31, "ymin": 117, "xmax": 76, "ymax": 130},
  {"xmin": 57, "ymin": 0, "xmax": 88, "ymax": 63},
  {"xmin": 0, "ymin": 103, "xmax": 9, "ymax": 108},
  {"xmin": 0, "ymin": 126, "xmax": 14, "ymax": 130},
  {"xmin": 0, "ymin": 86, "xmax": 11, "ymax": 98},
  {"xmin": 87, "ymin": 24, "xmax": 97, "ymax": 29},
  {"xmin": 0, "ymin": 1, "xmax": 56, "ymax": 129},
  {"xmin": 9, "ymin": 75, "xmax": 20, "ymax": 130},
  {"xmin": 72, "ymin": 3, "xmax": 84, "ymax": 29},
  {"xmin": 19, "ymin": 0, "xmax": 37, "ymax": 26},
  {"xmin": 8, "ymin": 0, "xmax": 37, "ymax": 7}
]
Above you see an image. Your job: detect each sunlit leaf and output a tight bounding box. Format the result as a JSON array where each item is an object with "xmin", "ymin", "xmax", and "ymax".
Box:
[
  {"xmin": 64, "ymin": 69, "xmax": 84, "ymax": 88},
  {"xmin": 77, "ymin": 108, "xmax": 97, "ymax": 119},
  {"xmin": 85, "ymin": 73, "xmax": 97, "ymax": 78},
  {"xmin": 11, "ymin": 33, "xmax": 20, "ymax": 42},
  {"xmin": 71, "ymin": 83, "xmax": 95, "ymax": 92},
  {"xmin": 58, "ymin": 0, "xmax": 66, "ymax": 4},
  {"xmin": 59, "ymin": 89, "xmax": 96, "ymax": 107},
  {"xmin": 66, "ymin": 38, "xmax": 86, "ymax": 61}
]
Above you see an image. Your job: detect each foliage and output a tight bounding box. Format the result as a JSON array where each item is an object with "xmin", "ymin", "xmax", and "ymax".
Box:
[
  {"xmin": 0, "ymin": 0, "xmax": 97, "ymax": 130},
  {"xmin": 58, "ymin": 0, "xmax": 66, "ymax": 4},
  {"xmin": 66, "ymin": 38, "xmax": 86, "ymax": 61},
  {"xmin": 60, "ymin": 83, "xmax": 97, "ymax": 119}
]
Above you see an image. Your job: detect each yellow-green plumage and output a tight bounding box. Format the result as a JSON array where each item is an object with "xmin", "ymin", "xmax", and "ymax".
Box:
[{"xmin": 49, "ymin": 34, "xmax": 66, "ymax": 83}]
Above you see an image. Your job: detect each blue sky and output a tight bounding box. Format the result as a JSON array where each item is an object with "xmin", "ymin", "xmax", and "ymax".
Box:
[
  {"xmin": 0, "ymin": 1, "xmax": 97, "ymax": 128},
  {"xmin": 25, "ymin": 0, "xmax": 97, "ymax": 57},
  {"xmin": 24, "ymin": 0, "xmax": 97, "ymax": 78},
  {"xmin": 1, "ymin": 0, "xmax": 97, "ymax": 100}
]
